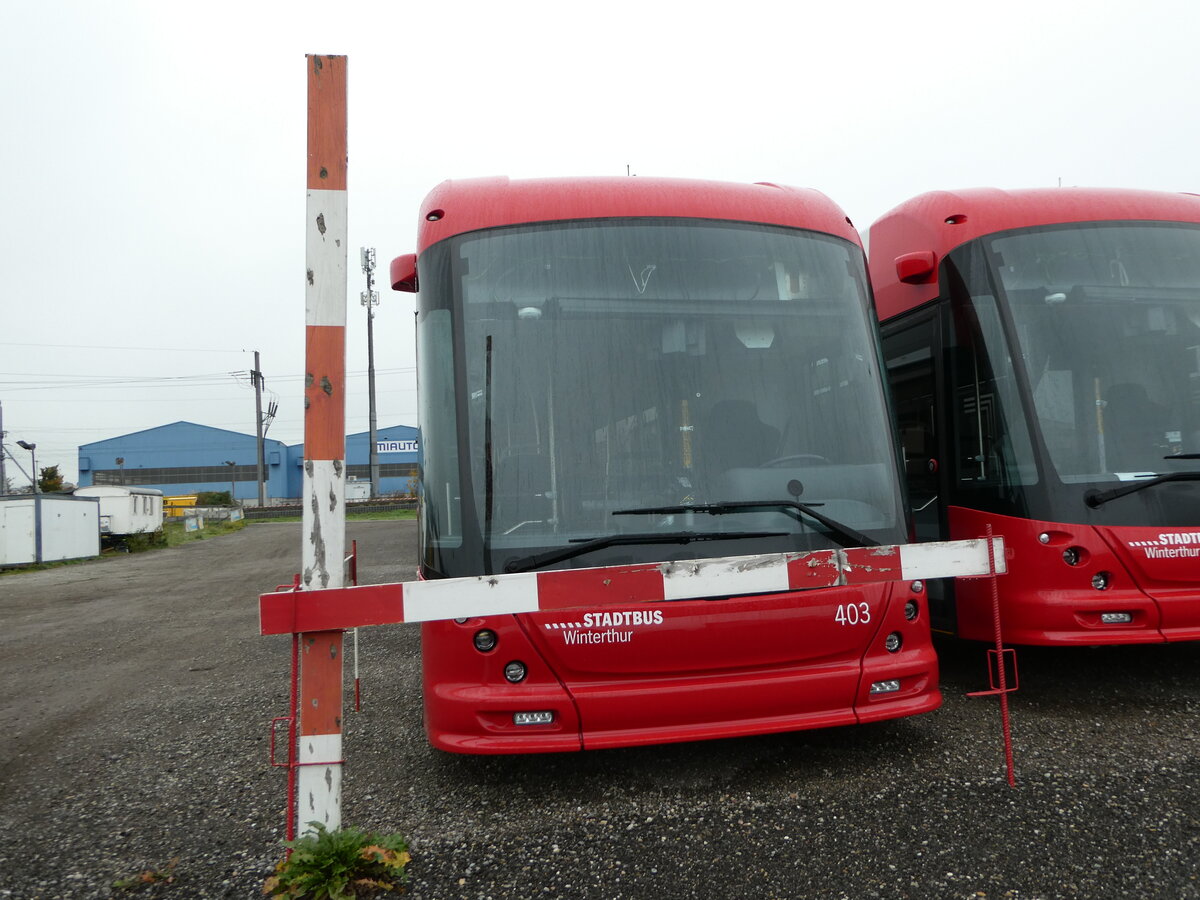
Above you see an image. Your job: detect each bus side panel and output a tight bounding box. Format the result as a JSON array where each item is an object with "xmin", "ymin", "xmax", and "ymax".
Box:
[
  {"xmin": 948, "ymin": 507, "xmax": 1164, "ymax": 645},
  {"xmin": 1096, "ymin": 526, "xmax": 1200, "ymax": 642}
]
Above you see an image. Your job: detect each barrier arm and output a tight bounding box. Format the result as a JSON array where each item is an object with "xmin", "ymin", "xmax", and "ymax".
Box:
[{"xmin": 261, "ymin": 537, "xmax": 1006, "ymax": 635}]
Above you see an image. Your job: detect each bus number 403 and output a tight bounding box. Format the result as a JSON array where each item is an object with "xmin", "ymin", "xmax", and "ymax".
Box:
[{"xmin": 835, "ymin": 603, "xmax": 871, "ymax": 625}]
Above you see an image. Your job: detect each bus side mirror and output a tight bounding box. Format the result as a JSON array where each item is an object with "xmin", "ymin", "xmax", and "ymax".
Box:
[
  {"xmin": 895, "ymin": 251, "xmax": 937, "ymax": 285},
  {"xmin": 391, "ymin": 253, "xmax": 418, "ymax": 292}
]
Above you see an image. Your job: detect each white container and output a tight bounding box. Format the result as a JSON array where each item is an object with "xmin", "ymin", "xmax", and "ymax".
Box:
[{"xmin": 0, "ymin": 495, "xmax": 100, "ymax": 565}]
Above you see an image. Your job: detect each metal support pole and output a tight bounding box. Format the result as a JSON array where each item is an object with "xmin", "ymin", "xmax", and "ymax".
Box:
[
  {"xmin": 2, "ymin": 445, "xmax": 32, "ymax": 487},
  {"xmin": 0, "ymin": 401, "xmax": 7, "ymax": 494},
  {"xmin": 32, "ymin": 491, "xmax": 42, "ymax": 564},
  {"xmin": 361, "ymin": 248, "xmax": 380, "ymax": 499},
  {"xmin": 255, "ymin": 350, "xmax": 266, "ymax": 507},
  {"xmin": 18, "ymin": 440, "xmax": 40, "ymax": 563},
  {"xmin": 299, "ymin": 52, "xmax": 348, "ymax": 836},
  {"xmin": 966, "ymin": 524, "xmax": 1019, "ymax": 787},
  {"xmin": 17, "ymin": 441, "xmax": 37, "ymax": 493}
]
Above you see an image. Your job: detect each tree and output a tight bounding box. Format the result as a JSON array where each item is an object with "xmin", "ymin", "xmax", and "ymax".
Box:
[{"xmin": 38, "ymin": 465, "xmax": 64, "ymax": 493}]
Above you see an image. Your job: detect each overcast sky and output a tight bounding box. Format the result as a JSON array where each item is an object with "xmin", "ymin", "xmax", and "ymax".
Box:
[{"xmin": 3, "ymin": 0, "xmax": 1198, "ymax": 485}]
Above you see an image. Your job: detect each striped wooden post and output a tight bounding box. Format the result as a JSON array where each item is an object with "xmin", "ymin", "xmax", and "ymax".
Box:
[{"xmin": 299, "ymin": 53, "xmax": 347, "ymax": 836}]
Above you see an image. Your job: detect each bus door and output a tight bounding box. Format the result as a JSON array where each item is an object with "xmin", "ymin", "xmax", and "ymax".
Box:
[{"xmin": 883, "ymin": 310, "xmax": 955, "ymax": 632}]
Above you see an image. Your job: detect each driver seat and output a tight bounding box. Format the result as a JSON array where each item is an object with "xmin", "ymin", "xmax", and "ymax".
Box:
[{"xmin": 697, "ymin": 400, "xmax": 780, "ymax": 480}]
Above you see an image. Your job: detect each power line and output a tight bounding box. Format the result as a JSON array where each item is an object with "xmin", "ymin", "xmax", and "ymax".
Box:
[
  {"xmin": 0, "ymin": 367, "xmax": 415, "ymax": 392},
  {"xmin": 0, "ymin": 340, "xmax": 254, "ymax": 353}
]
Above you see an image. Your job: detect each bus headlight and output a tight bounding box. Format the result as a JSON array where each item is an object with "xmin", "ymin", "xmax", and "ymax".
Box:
[
  {"xmin": 513, "ymin": 711, "xmax": 553, "ymax": 725},
  {"xmin": 884, "ymin": 632, "xmax": 903, "ymax": 653},
  {"xmin": 1091, "ymin": 572, "xmax": 1111, "ymax": 591},
  {"xmin": 503, "ymin": 660, "xmax": 527, "ymax": 683},
  {"xmin": 473, "ymin": 629, "xmax": 498, "ymax": 652}
]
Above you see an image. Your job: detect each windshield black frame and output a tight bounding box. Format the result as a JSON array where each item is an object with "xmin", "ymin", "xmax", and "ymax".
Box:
[
  {"xmin": 416, "ymin": 217, "xmax": 907, "ymax": 577},
  {"xmin": 942, "ymin": 221, "xmax": 1200, "ymax": 526}
]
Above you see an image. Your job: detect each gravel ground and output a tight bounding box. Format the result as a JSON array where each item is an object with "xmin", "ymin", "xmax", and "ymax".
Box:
[{"xmin": 1, "ymin": 520, "xmax": 1199, "ymax": 899}]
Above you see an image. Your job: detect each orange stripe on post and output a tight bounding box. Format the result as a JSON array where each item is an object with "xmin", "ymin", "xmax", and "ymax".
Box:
[
  {"xmin": 306, "ymin": 55, "xmax": 347, "ymax": 192},
  {"xmin": 300, "ymin": 632, "xmax": 344, "ymax": 736},
  {"xmin": 304, "ymin": 325, "xmax": 346, "ymax": 460}
]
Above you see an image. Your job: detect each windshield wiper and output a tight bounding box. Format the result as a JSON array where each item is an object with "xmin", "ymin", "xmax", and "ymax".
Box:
[
  {"xmin": 503, "ymin": 530, "xmax": 790, "ymax": 574},
  {"xmin": 612, "ymin": 500, "xmax": 878, "ymax": 549},
  {"xmin": 1084, "ymin": 471, "xmax": 1200, "ymax": 508},
  {"xmin": 1164, "ymin": 453, "xmax": 1200, "ymax": 460}
]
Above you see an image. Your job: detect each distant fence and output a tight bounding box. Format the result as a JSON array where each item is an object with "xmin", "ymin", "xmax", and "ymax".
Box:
[{"xmin": 244, "ymin": 499, "xmax": 417, "ymax": 520}]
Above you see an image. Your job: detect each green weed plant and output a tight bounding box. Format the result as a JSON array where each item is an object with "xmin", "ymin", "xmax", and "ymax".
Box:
[{"xmin": 265, "ymin": 822, "xmax": 410, "ymax": 898}]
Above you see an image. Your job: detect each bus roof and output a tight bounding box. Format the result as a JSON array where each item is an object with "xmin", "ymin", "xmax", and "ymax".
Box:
[
  {"xmin": 869, "ymin": 186, "xmax": 1200, "ymax": 321},
  {"xmin": 411, "ymin": 176, "xmax": 860, "ymax": 253}
]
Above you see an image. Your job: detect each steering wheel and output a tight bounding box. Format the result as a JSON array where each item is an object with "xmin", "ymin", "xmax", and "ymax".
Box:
[{"xmin": 759, "ymin": 454, "xmax": 830, "ymax": 468}]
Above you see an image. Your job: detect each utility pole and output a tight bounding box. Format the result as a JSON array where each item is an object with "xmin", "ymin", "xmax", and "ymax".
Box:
[
  {"xmin": 361, "ymin": 247, "xmax": 380, "ymax": 498},
  {"xmin": 17, "ymin": 439, "xmax": 40, "ymax": 563},
  {"xmin": 224, "ymin": 459, "xmax": 237, "ymax": 505},
  {"xmin": 17, "ymin": 440, "xmax": 37, "ymax": 493},
  {"xmin": 254, "ymin": 350, "xmax": 266, "ymax": 507},
  {"xmin": 0, "ymin": 400, "xmax": 7, "ymax": 494}
]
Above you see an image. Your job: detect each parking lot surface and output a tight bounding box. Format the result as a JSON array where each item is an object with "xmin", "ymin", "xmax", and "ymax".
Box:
[{"xmin": 1, "ymin": 521, "xmax": 1199, "ymax": 898}]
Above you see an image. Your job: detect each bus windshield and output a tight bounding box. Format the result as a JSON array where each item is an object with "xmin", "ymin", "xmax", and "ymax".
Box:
[
  {"xmin": 985, "ymin": 222, "xmax": 1200, "ymax": 483},
  {"xmin": 417, "ymin": 218, "xmax": 903, "ymax": 575}
]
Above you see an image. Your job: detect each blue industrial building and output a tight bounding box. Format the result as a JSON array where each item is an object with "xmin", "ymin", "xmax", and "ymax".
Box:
[
  {"xmin": 285, "ymin": 424, "xmax": 420, "ymax": 498},
  {"xmin": 77, "ymin": 422, "xmax": 419, "ymax": 503}
]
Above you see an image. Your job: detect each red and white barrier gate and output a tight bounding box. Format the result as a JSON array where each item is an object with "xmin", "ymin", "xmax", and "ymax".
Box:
[{"xmin": 263, "ymin": 535, "xmax": 1010, "ymax": 835}]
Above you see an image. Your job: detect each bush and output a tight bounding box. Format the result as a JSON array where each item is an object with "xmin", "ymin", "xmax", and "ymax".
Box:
[
  {"xmin": 196, "ymin": 491, "xmax": 232, "ymax": 506},
  {"xmin": 106, "ymin": 530, "xmax": 167, "ymax": 553},
  {"xmin": 264, "ymin": 823, "xmax": 410, "ymax": 898}
]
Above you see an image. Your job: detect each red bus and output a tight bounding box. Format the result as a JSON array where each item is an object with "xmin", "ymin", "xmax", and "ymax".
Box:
[
  {"xmin": 870, "ymin": 187, "xmax": 1200, "ymax": 645},
  {"xmin": 391, "ymin": 176, "xmax": 938, "ymax": 753}
]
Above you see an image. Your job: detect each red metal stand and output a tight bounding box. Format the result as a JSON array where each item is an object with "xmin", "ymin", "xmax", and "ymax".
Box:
[
  {"xmin": 266, "ymin": 576, "xmax": 301, "ymax": 845},
  {"xmin": 966, "ymin": 525, "xmax": 1018, "ymax": 787},
  {"xmin": 347, "ymin": 540, "xmax": 361, "ymax": 713}
]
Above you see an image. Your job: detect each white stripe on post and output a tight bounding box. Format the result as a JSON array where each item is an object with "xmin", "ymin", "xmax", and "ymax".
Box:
[
  {"xmin": 305, "ymin": 190, "xmax": 349, "ymax": 327},
  {"xmin": 301, "ymin": 459, "xmax": 346, "ymax": 590},
  {"xmin": 298, "ymin": 733, "xmax": 343, "ymax": 830}
]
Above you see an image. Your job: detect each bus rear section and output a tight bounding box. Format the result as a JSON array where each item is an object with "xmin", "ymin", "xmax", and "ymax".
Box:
[
  {"xmin": 871, "ymin": 187, "xmax": 1200, "ymax": 645},
  {"xmin": 397, "ymin": 176, "xmax": 940, "ymax": 752}
]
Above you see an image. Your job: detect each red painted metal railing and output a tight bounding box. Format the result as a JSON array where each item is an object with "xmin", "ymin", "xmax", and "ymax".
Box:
[{"xmin": 966, "ymin": 524, "xmax": 1019, "ymax": 787}]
